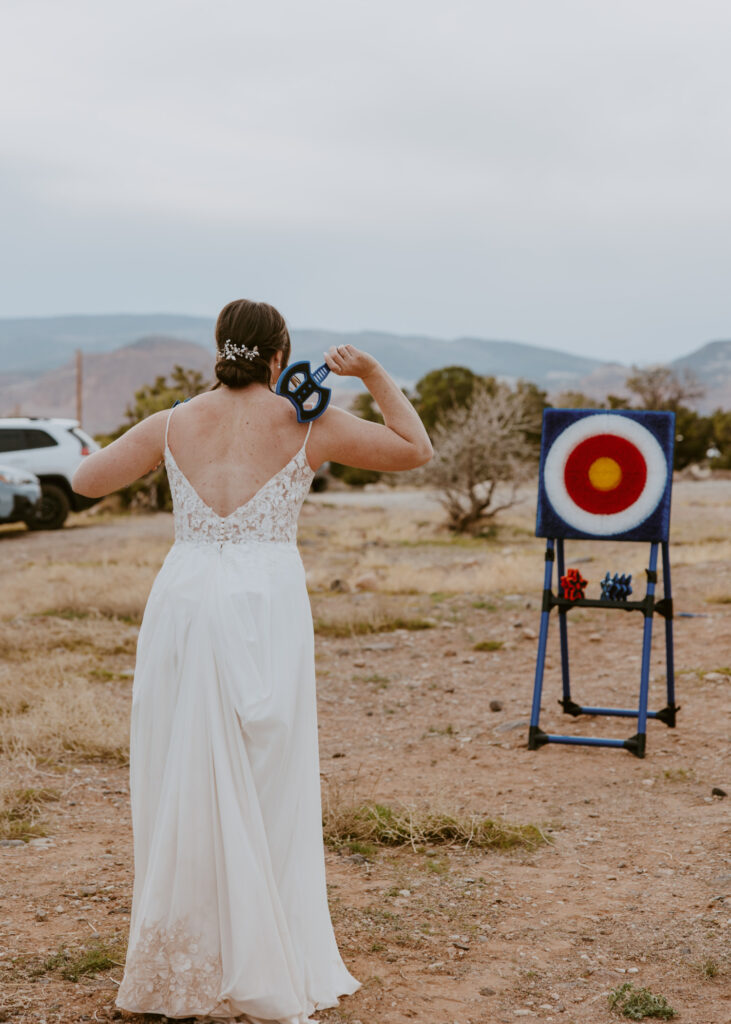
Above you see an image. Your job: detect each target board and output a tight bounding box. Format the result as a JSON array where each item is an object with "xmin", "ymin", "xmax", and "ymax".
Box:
[{"xmin": 536, "ymin": 410, "xmax": 675, "ymax": 542}]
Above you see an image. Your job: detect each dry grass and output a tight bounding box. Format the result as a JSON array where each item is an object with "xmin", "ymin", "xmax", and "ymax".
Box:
[
  {"xmin": 700, "ymin": 958, "xmax": 720, "ymax": 979},
  {"xmin": 322, "ymin": 796, "xmax": 547, "ymax": 853},
  {"xmin": 348, "ymin": 544, "xmax": 544, "ymax": 597},
  {"xmin": 300, "ymin": 499, "xmax": 446, "ymax": 550},
  {"xmin": 0, "ymin": 615, "xmax": 136, "ymax": 662},
  {"xmin": 310, "ymin": 590, "xmax": 438, "ymax": 637},
  {"xmin": 0, "ymin": 617, "xmax": 133, "ymax": 769},
  {"xmin": 1, "ymin": 536, "xmax": 167, "ymax": 623},
  {"xmin": 1, "ymin": 560, "xmax": 155, "ymax": 622},
  {"xmin": 300, "ymin": 498, "xmax": 696, "ymax": 598},
  {"xmin": 671, "ymin": 540, "xmax": 731, "ymax": 567},
  {"xmin": 0, "ymin": 785, "xmax": 60, "ymax": 840},
  {"xmin": 33, "ymin": 934, "xmax": 127, "ymax": 982},
  {"xmin": 314, "ymin": 615, "xmax": 435, "ymax": 637},
  {"xmin": 0, "ymin": 668, "xmax": 130, "ymax": 765},
  {"xmin": 473, "ymin": 639, "xmax": 504, "ymax": 651},
  {"xmin": 301, "ymin": 502, "xmax": 546, "ymax": 596}
]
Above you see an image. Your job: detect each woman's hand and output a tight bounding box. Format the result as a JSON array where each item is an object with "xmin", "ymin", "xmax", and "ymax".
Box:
[
  {"xmin": 323, "ymin": 344, "xmax": 379, "ymax": 380},
  {"xmin": 306, "ymin": 346, "xmax": 433, "ymax": 474}
]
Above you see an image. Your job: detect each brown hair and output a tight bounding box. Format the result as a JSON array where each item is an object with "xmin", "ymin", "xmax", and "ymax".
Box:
[{"xmin": 213, "ymin": 299, "xmax": 291, "ymax": 389}]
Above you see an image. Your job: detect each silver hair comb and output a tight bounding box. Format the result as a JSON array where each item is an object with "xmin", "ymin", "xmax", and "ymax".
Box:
[{"xmin": 223, "ymin": 339, "xmax": 259, "ymax": 361}]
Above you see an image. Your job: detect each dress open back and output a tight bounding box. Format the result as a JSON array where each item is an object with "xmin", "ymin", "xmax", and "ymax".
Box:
[{"xmin": 115, "ymin": 404, "xmax": 360, "ymax": 1022}]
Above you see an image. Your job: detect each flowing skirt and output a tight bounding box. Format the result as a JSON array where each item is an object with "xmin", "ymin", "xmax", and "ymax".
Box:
[{"xmin": 116, "ymin": 539, "xmax": 360, "ymax": 1022}]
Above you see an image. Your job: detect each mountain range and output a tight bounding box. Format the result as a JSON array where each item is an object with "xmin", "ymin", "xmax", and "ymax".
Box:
[{"xmin": 0, "ymin": 314, "xmax": 728, "ymax": 434}]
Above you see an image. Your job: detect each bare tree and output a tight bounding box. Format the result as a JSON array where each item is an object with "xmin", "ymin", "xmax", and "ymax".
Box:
[
  {"xmin": 552, "ymin": 390, "xmax": 601, "ymax": 409},
  {"xmin": 625, "ymin": 365, "xmax": 704, "ymax": 411},
  {"xmin": 420, "ymin": 384, "xmax": 542, "ymax": 533}
]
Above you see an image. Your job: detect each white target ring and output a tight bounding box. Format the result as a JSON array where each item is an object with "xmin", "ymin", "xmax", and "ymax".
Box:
[{"xmin": 543, "ymin": 414, "xmax": 668, "ymax": 536}]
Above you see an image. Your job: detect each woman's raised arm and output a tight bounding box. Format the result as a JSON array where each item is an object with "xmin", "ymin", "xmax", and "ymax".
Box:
[
  {"xmin": 71, "ymin": 409, "xmax": 169, "ymax": 498},
  {"xmin": 305, "ymin": 345, "xmax": 433, "ymax": 473}
]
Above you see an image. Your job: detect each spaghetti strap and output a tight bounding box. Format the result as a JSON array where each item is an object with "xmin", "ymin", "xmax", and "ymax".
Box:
[
  {"xmin": 164, "ymin": 402, "xmax": 178, "ymax": 451},
  {"xmin": 302, "ymin": 420, "xmax": 313, "ymax": 457}
]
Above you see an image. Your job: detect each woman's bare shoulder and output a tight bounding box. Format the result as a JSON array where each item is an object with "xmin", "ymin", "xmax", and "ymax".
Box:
[{"xmin": 172, "ymin": 387, "xmax": 305, "ymax": 443}]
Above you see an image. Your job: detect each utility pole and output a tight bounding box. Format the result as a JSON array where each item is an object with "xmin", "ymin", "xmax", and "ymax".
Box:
[{"xmin": 75, "ymin": 349, "xmax": 83, "ymax": 426}]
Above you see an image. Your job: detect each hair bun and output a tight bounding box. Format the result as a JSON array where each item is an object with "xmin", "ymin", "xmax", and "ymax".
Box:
[
  {"xmin": 213, "ymin": 299, "xmax": 291, "ymax": 390},
  {"xmin": 214, "ymin": 356, "xmax": 266, "ymax": 389}
]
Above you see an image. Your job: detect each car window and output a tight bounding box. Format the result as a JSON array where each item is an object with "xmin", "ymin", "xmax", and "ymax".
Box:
[
  {"xmin": 0, "ymin": 429, "xmax": 27, "ymax": 452},
  {"xmin": 23, "ymin": 429, "xmax": 58, "ymax": 449},
  {"xmin": 69, "ymin": 427, "xmax": 96, "ymax": 448}
]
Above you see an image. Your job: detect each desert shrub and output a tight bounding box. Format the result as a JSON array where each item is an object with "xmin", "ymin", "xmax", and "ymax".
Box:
[
  {"xmin": 411, "ymin": 365, "xmax": 485, "ymax": 433},
  {"xmin": 418, "ymin": 381, "xmax": 544, "ymax": 533},
  {"xmin": 608, "ymin": 982, "xmax": 676, "ymax": 1020}
]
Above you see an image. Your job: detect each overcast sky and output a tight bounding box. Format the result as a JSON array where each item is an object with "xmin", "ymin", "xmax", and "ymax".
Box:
[{"xmin": 2, "ymin": 0, "xmax": 731, "ymax": 362}]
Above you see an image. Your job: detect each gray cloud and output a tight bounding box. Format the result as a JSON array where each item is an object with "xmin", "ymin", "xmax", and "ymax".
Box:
[{"xmin": 2, "ymin": 0, "xmax": 731, "ymax": 361}]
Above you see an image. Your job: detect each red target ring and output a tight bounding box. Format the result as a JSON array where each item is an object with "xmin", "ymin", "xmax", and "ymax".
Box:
[{"xmin": 564, "ymin": 434, "xmax": 647, "ymax": 515}]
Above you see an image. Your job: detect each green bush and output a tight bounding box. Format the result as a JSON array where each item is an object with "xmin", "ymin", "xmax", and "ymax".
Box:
[{"xmin": 608, "ymin": 982, "xmax": 676, "ymax": 1020}]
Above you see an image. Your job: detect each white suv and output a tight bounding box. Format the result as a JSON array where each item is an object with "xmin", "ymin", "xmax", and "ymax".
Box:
[{"xmin": 0, "ymin": 418, "xmax": 100, "ymax": 529}]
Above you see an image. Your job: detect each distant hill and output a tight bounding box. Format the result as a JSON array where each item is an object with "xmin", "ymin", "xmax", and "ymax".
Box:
[
  {"xmin": 571, "ymin": 342, "xmax": 731, "ymax": 412},
  {"xmin": 289, "ymin": 329, "xmax": 604, "ymax": 389},
  {"xmin": 0, "ymin": 314, "xmax": 728, "ymax": 433},
  {"xmin": 671, "ymin": 340, "xmax": 731, "ymax": 413},
  {"xmin": 0, "ymin": 336, "xmax": 214, "ymax": 433},
  {"xmin": 570, "ymin": 363, "xmax": 632, "ymax": 404},
  {"xmin": 0, "ymin": 314, "xmax": 215, "ymax": 373}
]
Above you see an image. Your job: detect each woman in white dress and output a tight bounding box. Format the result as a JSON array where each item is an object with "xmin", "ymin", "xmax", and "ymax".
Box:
[{"xmin": 72, "ymin": 299, "xmax": 432, "ymax": 1023}]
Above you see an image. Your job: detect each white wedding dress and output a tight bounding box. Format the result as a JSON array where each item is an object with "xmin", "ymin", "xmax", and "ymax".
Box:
[{"xmin": 116, "ymin": 405, "xmax": 360, "ymax": 1022}]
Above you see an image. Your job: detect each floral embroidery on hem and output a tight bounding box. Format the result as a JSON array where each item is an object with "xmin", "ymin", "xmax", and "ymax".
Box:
[{"xmin": 116, "ymin": 917, "xmax": 222, "ymax": 1017}]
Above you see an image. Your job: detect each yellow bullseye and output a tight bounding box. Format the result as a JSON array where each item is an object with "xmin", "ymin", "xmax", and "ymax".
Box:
[{"xmin": 588, "ymin": 456, "xmax": 622, "ymax": 491}]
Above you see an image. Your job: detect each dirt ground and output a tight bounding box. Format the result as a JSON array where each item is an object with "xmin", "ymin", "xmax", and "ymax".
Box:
[{"xmin": 0, "ymin": 480, "xmax": 729, "ymax": 1024}]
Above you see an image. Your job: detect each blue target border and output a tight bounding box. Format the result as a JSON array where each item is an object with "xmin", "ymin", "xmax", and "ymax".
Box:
[{"xmin": 536, "ymin": 409, "xmax": 676, "ymax": 542}]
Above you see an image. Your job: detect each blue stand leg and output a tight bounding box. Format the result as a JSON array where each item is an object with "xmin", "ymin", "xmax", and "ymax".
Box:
[
  {"xmin": 556, "ymin": 538, "xmax": 579, "ymax": 716},
  {"xmin": 626, "ymin": 543, "xmax": 659, "ymax": 758},
  {"xmin": 528, "ymin": 540, "xmax": 555, "ymax": 750},
  {"xmin": 658, "ymin": 540, "xmax": 678, "ymax": 726}
]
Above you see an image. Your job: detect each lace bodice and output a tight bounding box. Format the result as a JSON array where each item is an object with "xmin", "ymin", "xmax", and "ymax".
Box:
[{"xmin": 164, "ymin": 408, "xmax": 315, "ymax": 547}]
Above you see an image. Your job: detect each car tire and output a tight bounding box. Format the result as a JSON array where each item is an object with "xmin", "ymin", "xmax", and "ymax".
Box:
[{"xmin": 26, "ymin": 483, "xmax": 70, "ymax": 531}]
